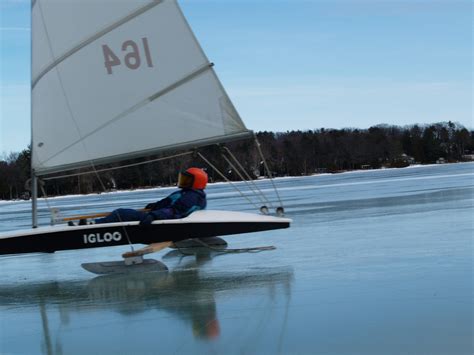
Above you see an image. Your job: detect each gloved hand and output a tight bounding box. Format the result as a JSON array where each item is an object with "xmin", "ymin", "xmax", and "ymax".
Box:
[{"xmin": 139, "ymin": 213, "xmax": 155, "ymax": 225}]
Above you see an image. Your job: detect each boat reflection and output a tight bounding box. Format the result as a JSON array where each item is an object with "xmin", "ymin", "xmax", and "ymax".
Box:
[{"xmin": 0, "ymin": 251, "xmax": 293, "ymax": 354}]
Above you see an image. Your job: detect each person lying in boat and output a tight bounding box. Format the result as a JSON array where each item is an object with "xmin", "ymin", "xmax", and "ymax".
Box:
[{"xmin": 93, "ymin": 167, "xmax": 208, "ymax": 225}]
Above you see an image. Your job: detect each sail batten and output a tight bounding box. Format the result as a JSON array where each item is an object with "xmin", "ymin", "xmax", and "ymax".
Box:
[
  {"xmin": 148, "ymin": 62, "xmax": 214, "ymax": 102},
  {"xmin": 32, "ymin": 0, "xmax": 250, "ymax": 175}
]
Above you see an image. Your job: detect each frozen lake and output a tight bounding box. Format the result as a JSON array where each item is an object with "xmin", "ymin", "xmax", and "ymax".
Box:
[{"xmin": 1, "ymin": 163, "xmax": 473, "ymax": 354}]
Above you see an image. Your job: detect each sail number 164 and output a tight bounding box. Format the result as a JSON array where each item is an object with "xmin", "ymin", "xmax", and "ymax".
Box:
[{"xmin": 102, "ymin": 38, "xmax": 154, "ymax": 75}]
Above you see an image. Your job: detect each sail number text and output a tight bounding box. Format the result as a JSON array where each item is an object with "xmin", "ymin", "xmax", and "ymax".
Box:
[{"xmin": 102, "ymin": 38, "xmax": 154, "ymax": 75}]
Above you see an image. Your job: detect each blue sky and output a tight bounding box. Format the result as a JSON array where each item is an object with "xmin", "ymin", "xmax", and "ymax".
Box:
[{"xmin": 0, "ymin": 0, "xmax": 472, "ymax": 154}]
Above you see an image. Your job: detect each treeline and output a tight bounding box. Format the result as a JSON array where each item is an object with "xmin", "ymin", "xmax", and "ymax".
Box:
[{"xmin": 1, "ymin": 122, "xmax": 473, "ymax": 200}]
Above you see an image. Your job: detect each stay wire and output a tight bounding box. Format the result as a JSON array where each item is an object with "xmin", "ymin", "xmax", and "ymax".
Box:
[
  {"xmin": 196, "ymin": 152, "xmax": 261, "ymax": 210},
  {"xmin": 254, "ymin": 136, "xmax": 284, "ymax": 208},
  {"xmin": 222, "ymin": 146, "xmax": 273, "ymax": 208},
  {"xmin": 219, "ymin": 154, "xmax": 267, "ymax": 207}
]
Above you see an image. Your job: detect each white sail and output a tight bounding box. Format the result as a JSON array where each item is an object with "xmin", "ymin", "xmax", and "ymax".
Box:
[{"xmin": 31, "ymin": 0, "xmax": 251, "ymax": 175}]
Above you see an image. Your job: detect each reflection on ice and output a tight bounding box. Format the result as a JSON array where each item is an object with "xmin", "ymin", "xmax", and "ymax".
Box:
[{"xmin": 0, "ymin": 251, "xmax": 293, "ymax": 353}]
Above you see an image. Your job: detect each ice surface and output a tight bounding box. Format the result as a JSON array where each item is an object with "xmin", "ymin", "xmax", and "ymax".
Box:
[{"xmin": 0, "ymin": 163, "xmax": 473, "ymax": 354}]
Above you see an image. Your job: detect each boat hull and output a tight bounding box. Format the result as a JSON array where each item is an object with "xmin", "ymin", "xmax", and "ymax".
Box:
[{"xmin": 0, "ymin": 210, "xmax": 291, "ymax": 255}]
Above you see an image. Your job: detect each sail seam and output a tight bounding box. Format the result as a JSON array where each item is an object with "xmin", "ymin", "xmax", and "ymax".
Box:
[
  {"xmin": 39, "ymin": 63, "xmax": 214, "ymax": 167},
  {"xmin": 32, "ymin": 0, "xmax": 164, "ymax": 89}
]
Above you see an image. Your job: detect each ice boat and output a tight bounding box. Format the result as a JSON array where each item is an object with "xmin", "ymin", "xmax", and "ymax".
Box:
[{"xmin": 2, "ymin": 0, "xmax": 291, "ymax": 272}]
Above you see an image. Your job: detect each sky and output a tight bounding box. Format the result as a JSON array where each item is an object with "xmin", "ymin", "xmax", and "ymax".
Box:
[{"xmin": 0, "ymin": 0, "xmax": 472, "ymax": 154}]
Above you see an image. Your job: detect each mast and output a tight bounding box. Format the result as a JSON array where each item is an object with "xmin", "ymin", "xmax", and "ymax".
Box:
[
  {"xmin": 31, "ymin": 174, "xmax": 38, "ymax": 228},
  {"xmin": 31, "ymin": 0, "xmax": 37, "ymax": 228}
]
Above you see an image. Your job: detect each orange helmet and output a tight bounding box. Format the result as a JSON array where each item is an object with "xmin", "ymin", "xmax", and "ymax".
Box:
[{"xmin": 178, "ymin": 167, "xmax": 208, "ymax": 189}]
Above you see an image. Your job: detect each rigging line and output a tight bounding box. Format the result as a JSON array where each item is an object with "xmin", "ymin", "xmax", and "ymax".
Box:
[
  {"xmin": 32, "ymin": 0, "xmax": 164, "ymax": 89},
  {"xmin": 222, "ymin": 146, "xmax": 273, "ymax": 208},
  {"xmin": 38, "ymin": 179, "xmax": 55, "ymax": 218},
  {"xmin": 197, "ymin": 152, "xmax": 261, "ymax": 210},
  {"xmin": 220, "ymin": 153, "xmax": 268, "ymax": 208},
  {"xmin": 254, "ymin": 136, "xmax": 284, "ymax": 208},
  {"xmin": 38, "ymin": 2, "xmax": 134, "ymax": 250},
  {"xmin": 42, "ymin": 151, "xmax": 194, "ymax": 181},
  {"xmin": 39, "ymin": 62, "xmax": 214, "ymax": 167},
  {"xmin": 37, "ymin": 179, "xmax": 65, "ymax": 228}
]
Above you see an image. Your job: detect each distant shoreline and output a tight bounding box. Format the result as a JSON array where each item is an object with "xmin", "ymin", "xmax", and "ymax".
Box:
[
  {"xmin": 1, "ymin": 161, "xmax": 472, "ymax": 204},
  {"xmin": 2, "ymin": 123, "xmax": 473, "ymax": 200}
]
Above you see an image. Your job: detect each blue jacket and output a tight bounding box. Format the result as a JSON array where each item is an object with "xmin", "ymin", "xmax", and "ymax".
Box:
[{"xmin": 145, "ymin": 188, "xmax": 206, "ymax": 220}]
